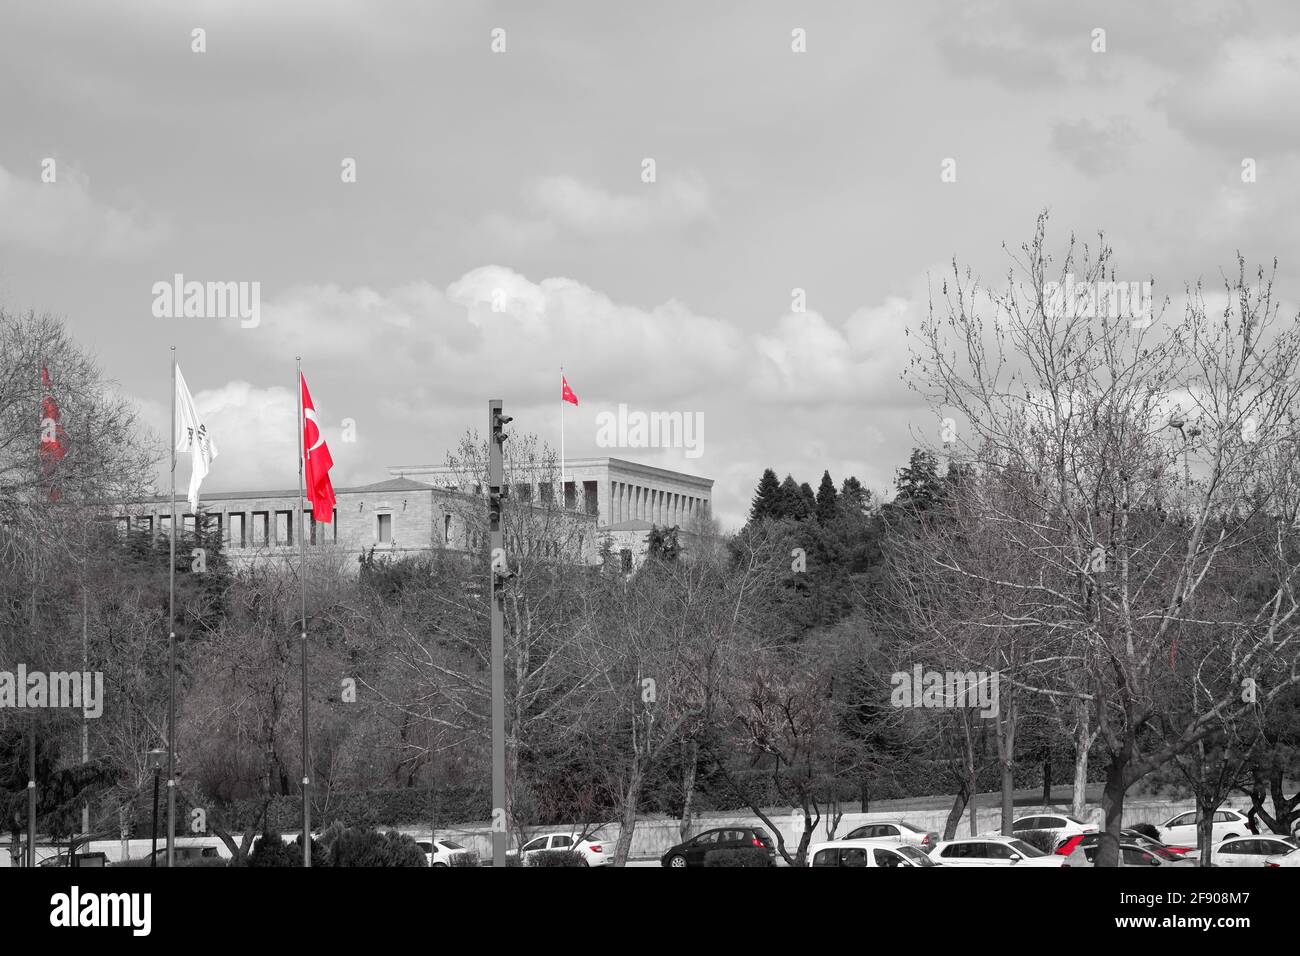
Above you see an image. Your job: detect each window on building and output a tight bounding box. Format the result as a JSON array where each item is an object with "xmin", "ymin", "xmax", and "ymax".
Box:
[
  {"xmin": 229, "ymin": 513, "xmax": 245, "ymax": 548},
  {"xmin": 252, "ymin": 511, "xmax": 269, "ymax": 546},
  {"xmin": 539, "ymin": 482, "xmax": 553, "ymax": 507},
  {"xmin": 377, "ymin": 513, "xmax": 392, "ymax": 544},
  {"xmin": 182, "ymin": 514, "xmax": 195, "ymax": 535},
  {"xmin": 584, "ymin": 481, "xmax": 598, "ymax": 516},
  {"xmin": 159, "ymin": 514, "xmax": 172, "ymax": 537},
  {"xmin": 564, "ymin": 481, "xmax": 577, "ymax": 510},
  {"xmin": 620, "ymin": 549, "xmax": 633, "ymax": 574},
  {"xmin": 275, "ymin": 511, "xmax": 293, "ymax": 545},
  {"xmin": 115, "ymin": 516, "xmax": 129, "ymax": 537},
  {"xmin": 444, "ymin": 514, "xmax": 452, "ymax": 544}
]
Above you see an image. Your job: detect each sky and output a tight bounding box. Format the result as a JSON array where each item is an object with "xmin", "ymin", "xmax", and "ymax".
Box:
[{"xmin": 2, "ymin": 0, "xmax": 1299, "ymax": 528}]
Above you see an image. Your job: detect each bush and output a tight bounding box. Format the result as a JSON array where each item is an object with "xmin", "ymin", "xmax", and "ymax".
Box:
[
  {"xmin": 1130, "ymin": 822, "xmax": 1161, "ymax": 841},
  {"xmin": 247, "ymin": 831, "xmax": 301, "ymax": 867},
  {"xmin": 1017, "ymin": 830, "xmax": 1057, "ymax": 854},
  {"xmin": 176, "ymin": 856, "xmax": 229, "ymax": 868},
  {"xmin": 449, "ymin": 850, "xmax": 481, "ymax": 867},
  {"xmin": 317, "ymin": 822, "xmax": 428, "ymax": 867},
  {"xmin": 703, "ymin": 848, "xmax": 771, "ymax": 867},
  {"xmin": 530, "ymin": 849, "xmax": 588, "ymax": 867}
]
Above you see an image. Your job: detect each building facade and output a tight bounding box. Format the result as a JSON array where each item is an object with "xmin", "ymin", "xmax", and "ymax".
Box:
[{"xmin": 114, "ymin": 458, "xmax": 713, "ymax": 570}]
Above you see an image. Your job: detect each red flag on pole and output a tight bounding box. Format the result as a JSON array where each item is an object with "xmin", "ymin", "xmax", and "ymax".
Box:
[
  {"xmin": 300, "ymin": 372, "xmax": 336, "ymax": 522},
  {"xmin": 561, "ymin": 374, "xmax": 579, "ymax": 406},
  {"xmin": 40, "ymin": 366, "xmax": 66, "ymax": 501}
]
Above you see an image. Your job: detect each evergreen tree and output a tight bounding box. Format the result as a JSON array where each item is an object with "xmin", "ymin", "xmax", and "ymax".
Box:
[
  {"xmin": 749, "ymin": 468, "xmax": 781, "ymax": 523},
  {"xmin": 893, "ymin": 448, "xmax": 944, "ymax": 512},
  {"xmin": 815, "ymin": 470, "xmax": 838, "ymax": 525},
  {"xmin": 777, "ymin": 475, "xmax": 812, "ymax": 521}
]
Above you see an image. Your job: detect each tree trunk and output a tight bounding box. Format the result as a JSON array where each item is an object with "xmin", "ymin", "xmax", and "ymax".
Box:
[
  {"xmin": 961, "ymin": 709, "xmax": 980, "ymax": 835},
  {"xmin": 1071, "ymin": 708, "xmax": 1092, "ymax": 821},
  {"xmin": 1042, "ymin": 759, "xmax": 1051, "ymax": 806},
  {"xmin": 1196, "ymin": 801, "xmax": 1214, "ymax": 867},
  {"xmin": 943, "ymin": 779, "xmax": 969, "ymax": 840},
  {"xmin": 679, "ymin": 740, "xmax": 698, "ymax": 841},
  {"xmin": 1096, "ymin": 756, "xmax": 1128, "ymax": 867},
  {"xmin": 612, "ymin": 769, "xmax": 643, "ymax": 867}
]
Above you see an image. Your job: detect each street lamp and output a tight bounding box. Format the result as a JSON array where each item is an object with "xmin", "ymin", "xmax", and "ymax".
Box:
[{"xmin": 146, "ymin": 748, "xmax": 166, "ymax": 867}]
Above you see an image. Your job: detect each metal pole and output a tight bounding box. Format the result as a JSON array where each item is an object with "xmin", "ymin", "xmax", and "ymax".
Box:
[
  {"xmin": 167, "ymin": 347, "xmax": 176, "ymax": 868},
  {"xmin": 81, "ymin": 585, "xmax": 89, "ymax": 836},
  {"xmin": 489, "ymin": 399, "xmax": 506, "ymax": 867},
  {"xmin": 151, "ymin": 767, "xmax": 160, "ymax": 866},
  {"xmin": 297, "ymin": 359, "xmax": 311, "ymax": 867},
  {"xmin": 27, "ymin": 727, "xmax": 36, "ymax": 867}
]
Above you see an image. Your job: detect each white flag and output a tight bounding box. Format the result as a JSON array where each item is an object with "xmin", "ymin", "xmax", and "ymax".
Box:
[{"xmin": 175, "ymin": 365, "xmax": 218, "ymax": 513}]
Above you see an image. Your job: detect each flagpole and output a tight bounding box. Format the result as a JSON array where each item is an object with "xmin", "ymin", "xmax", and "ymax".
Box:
[
  {"xmin": 296, "ymin": 357, "xmax": 312, "ymax": 867},
  {"xmin": 167, "ymin": 347, "xmax": 176, "ymax": 868},
  {"xmin": 560, "ymin": 366, "xmax": 565, "ymax": 488}
]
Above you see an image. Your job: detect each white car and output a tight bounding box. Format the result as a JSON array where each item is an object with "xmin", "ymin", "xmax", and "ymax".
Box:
[
  {"xmin": 930, "ymin": 836, "xmax": 1069, "ymax": 867},
  {"xmin": 1157, "ymin": 809, "xmax": 1250, "ymax": 847},
  {"xmin": 840, "ymin": 820, "xmax": 939, "ymax": 850},
  {"xmin": 807, "ymin": 839, "xmax": 938, "ymax": 867},
  {"xmin": 1197, "ymin": 836, "xmax": 1298, "ymax": 867},
  {"xmin": 515, "ymin": 832, "xmax": 612, "ymax": 867},
  {"xmin": 417, "ymin": 839, "xmax": 473, "ymax": 867},
  {"xmin": 1265, "ymin": 846, "xmax": 1300, "ymax": 868},
  {"xmin": 1011, "ymin": 813, "xmax": 1096, "ymax": 842}
]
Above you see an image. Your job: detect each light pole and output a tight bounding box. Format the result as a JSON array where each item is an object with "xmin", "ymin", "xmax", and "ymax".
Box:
[
  {"xmin": 488, "ymin": 399, "xmax": 512, "ymax": 868},
  {"xmin": 146, "ymin": 747, "xmax": 166, "ymax": 866}
]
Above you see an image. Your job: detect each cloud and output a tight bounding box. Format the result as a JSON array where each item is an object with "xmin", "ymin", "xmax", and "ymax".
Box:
[
  {"xmin": 1157, "ymin": 34, "xmax": 1300, "ymax": 153},
  {"xmin": 478, "ymin": 172, "xmax": 715, "ymax": 246},
  {"xmin": 0, "ymin": 163, "xmax": 169, "ymax": 259},
  {"xmin": 1049, "ymin": 117, "xmax": 1138, "ymax": 176},
  {"xmin": 211, "ymin": 266, "xmax": 932, "ymax": 527}
]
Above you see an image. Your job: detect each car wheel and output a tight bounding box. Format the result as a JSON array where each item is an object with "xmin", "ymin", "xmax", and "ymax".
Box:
[{"xmin": 668, "ymin": 854, "xmax": 688, "ymax": 868}]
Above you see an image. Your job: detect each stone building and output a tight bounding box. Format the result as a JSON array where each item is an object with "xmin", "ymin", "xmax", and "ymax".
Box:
[{"xmin": 113, "ymin": 457, "xmax": 713, "ymax": 571}]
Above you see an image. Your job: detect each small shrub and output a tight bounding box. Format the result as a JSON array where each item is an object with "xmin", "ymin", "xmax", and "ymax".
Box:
[
  {"xmin": 247, "ymin": 831, "xmax": 301, "ymax": 867},
  {"xmin": 1017, "ymin": 830, "xmax": 1057, "ymax": 854},
  {"xmin": 318, "ymin": 822, "xmax": 428, "ymax": 867},
  {"xmin": 448, "ymin": 850, "xmax": 481, "ymax": 867},
  {"xmin": 176, "ymin": 856, "xmax": 229, "ymax": 868},
  {"xmin": 530, "ymin": 849, "xmax": 588, "ymax": 867},
  {"xmin": 703, "ymin": 848, "xmax": 771, "ymax": 867}
]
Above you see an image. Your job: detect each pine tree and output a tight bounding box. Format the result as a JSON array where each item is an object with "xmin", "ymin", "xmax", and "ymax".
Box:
[
  {"xmin": 815, "ymin": 470, "xmax": 838, "ymax": 525},
  {"xmin": 776, "ymin": 475, "xmax": 810, "ymax": 520},
  {"xmin": 749, "ymin": 468, "xmax": 781, "ymax": 523},
  {"xmin": 894, "ymin": 448, "xmax": 944, "ymax": 512}
]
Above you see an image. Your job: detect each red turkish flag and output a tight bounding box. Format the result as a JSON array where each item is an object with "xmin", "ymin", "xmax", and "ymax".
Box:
[
  {"xmin": 300, "ymin": 372, "xmax": 336, "ymax": 523},
  {"xmin": 561, "ymin": 374, "xmax": 579, "ymax": 406},
  {"xmin": 40, "ymin": 366, "xmax": 66, "ymax": 501}
]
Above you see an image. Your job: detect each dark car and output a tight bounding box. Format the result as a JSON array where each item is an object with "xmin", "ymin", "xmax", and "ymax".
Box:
[{"xmin": 660, "ymin": 826, "xmax": 776, "ymax": 867}]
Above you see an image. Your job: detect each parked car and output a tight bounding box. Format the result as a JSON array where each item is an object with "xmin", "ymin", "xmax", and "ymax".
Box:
[
  {"xmin": 1074, "ymin": 841, "xmax": 1195, "ymax": 867},
  {"xmin": 417, "ymin": 839, "xmax": 472, "ymax": 867},
  {"xmin": 1157, "ymin": 808, "xmax": 1249, "ymax": 846},
  {"xmin": 1012, "ymin": 814, "xmax": 1096, "ymax": 842},
  {"xmin": 1196, "ymin": 836, "xmax": 1299, "ymax": 867},
  {"xmin": 1056, "ymin": 830, "xmax": 1191, "ymax": 857},
  {"xmin": 841, "ymin": 820, "xmax": 938, "ymax": 850},
  {"xmin": 38, "ymin": 851, "xmax": 108, "ymax": 868},
  {"xmin": 1265, "ymin": 846, "xmax": 1300, "ymax": 868},
  {"xmin": 930, "ymin": 836, "xmax": 1068, "ymax": 867},
  {"xmin": 807, "ymin": 839, "xmax": 937, "ymax": 867},
  {"xmin": 660, "ymin": 826, "xmax": 776, "ymax": 868},
  {"xmin": 512, "ymin": 832, "xmax": 612, "ymax": 867}
]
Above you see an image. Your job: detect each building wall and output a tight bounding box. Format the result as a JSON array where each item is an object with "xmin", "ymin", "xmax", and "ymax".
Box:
[{"xmin": 390, "ymin": 457, "xmax": 713, "ymax": 530}]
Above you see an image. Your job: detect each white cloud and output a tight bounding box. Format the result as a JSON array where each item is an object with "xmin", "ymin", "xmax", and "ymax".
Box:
[{"xmin": 0, "ymin": 163, "xmax": 169, "ymax": 259}]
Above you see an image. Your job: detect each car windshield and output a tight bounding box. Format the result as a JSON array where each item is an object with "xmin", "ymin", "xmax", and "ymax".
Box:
[
  {"xmin": 1008, "ymin": 840, "xmax": 1045, "ymax": 857},
  {"xmin": 440, "ymin": 840, "xmax": 465, "ymax": 850},
  {"xmin": 896, "ymin": 845, "xmax": 935, "ymax": 866}
]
